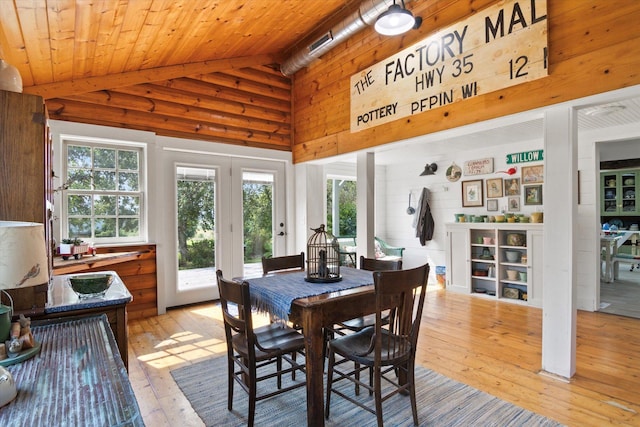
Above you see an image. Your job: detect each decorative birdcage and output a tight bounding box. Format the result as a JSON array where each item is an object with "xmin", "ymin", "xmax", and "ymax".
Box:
[{"xmin": 306, "ymin": 224, "xmax": 342, "ymax": 283}]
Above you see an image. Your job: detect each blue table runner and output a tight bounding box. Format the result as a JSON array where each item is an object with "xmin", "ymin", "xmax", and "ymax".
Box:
[{"xmin": 244, "ymin": 267, "xmax": 374, "ymax": 323}]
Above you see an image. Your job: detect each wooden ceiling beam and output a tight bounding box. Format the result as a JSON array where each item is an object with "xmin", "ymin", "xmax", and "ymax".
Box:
[
  {"xmin": 45, "ymin": 99, "xmax": 291, "ymax": 147},
  {"xmin": 116, "ymin": 82, "xmax": 290, "ymax": 123},
  {"xmin": 22, "ymin": 54, "xmax": 280, "ymax": 99},
  {"xmin": 54, "ymin": 90, "xmax": 290, "ymax": 136}
]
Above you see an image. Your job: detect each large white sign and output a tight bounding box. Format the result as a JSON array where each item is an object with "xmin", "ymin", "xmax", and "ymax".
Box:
[{"xmin": 350, "ymin": 0, "xmax": 548, "ymax": 132}]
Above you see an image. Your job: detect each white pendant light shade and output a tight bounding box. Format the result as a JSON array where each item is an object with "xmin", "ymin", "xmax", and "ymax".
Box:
[
  {"xmin": 375, "ymin": 3, "xmax": 416, "ymax": 36},
  {"xmin": 0, "ymin": 59, "xmax": 23, "ymax": 93}
]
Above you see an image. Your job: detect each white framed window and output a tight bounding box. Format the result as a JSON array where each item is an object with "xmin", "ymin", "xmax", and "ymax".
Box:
[{"xmin": 61, "ymin": 138, "xmax": 146, "ymax": 244}]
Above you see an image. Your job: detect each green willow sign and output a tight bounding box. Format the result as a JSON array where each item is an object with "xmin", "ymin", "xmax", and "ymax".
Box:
[{"xmin": 506, "ymin": 149, "xmax": 544, "ymax": 164}]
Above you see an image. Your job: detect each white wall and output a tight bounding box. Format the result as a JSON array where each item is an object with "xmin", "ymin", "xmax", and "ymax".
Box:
[{"xmin": 381, "ymin": 139, "xmax": 544, "ymax": 273}]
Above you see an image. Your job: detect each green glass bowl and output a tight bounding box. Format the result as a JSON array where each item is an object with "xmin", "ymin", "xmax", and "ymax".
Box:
[{"xmin": 68, "ymin": 274, "xmax": 113, "ymax": 299}]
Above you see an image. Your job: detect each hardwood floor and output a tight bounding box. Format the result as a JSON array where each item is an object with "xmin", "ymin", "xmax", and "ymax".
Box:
[
  {"xmin": 127, "ymin": 286, "xmax": 640, "ymax": 426},
  {"xmin": 600, "ymin": 265, "xmax": 640, "ymax": 318}
]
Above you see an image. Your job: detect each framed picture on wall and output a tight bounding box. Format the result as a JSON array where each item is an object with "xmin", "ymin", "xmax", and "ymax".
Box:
[
  {"xmin": 462, "ymin": 179, "xmax": 484, "ymax": 207},
  {"xmin": 524, "ymin": 184, "xmax": 543, "ymax": 205},
  {"xmin": 486, "ymin": 178, "xmax": 503, "ymax": 198},
  {"xmin": 508, "ymin": 196, "xmax": 520, "ymax": 211},
  {"xmin": 487, "ymin": 199, "xmax": 499, "ymax": 211},
  {"xmin": 522, "ymin": 165, "xmax": 544, "ymax": 183},
  {"xmin": 504, "ymin": 178, "xmax": 520, "ymax": 196}
]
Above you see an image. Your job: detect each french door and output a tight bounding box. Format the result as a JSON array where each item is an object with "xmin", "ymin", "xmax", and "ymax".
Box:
[{"xmin": 161, "ymin": 150, "xmax": 286, "ymax": 308}]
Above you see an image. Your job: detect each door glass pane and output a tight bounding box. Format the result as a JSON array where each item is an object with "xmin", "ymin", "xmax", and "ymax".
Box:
[
  {"xmin": 326, "ymin": 178, "xmax": 357, "ymax": 237},
  {"xmin": 176, "ymin": 166, "xmax": 216, "ymax": 291},
  {"xmin": 243, "ymin": 171, "xmax": 274, "ymax": 276}
]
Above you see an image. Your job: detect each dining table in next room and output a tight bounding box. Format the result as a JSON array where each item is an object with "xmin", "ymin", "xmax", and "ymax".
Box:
[{"xmin": 240, "ymin": 266, "xmax": 377, "ymax": 427}]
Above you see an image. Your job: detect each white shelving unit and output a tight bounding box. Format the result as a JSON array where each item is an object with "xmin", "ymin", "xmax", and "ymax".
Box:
[{"xmin": 445, "ymin": 222, "xmax": 543, "ymax": 307}]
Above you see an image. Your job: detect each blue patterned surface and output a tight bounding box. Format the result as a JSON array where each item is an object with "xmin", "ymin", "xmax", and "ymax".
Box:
[{"xmin": 245, "ymin": 267, "xmax": 373, "ymax": 322}]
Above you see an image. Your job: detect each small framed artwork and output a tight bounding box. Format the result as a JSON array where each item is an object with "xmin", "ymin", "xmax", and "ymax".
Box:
[
  {"xmin": 504, "ymin": 178, "xmax": 520, "ymax": 196},
  {"xmin": 486, "ymin": 178, "xmax": 503, "ymax": 198},
  {"xmin": 487, "ymin": 199, "xmax": 499, "ymax": 211},
  {"xmin": 522, "ymin": 165, "xmax": 544, "ymax": 183},
  {"xmin": 462, "ymin": 179, "xmax": 484, "ymax": 207},
  {"xmin": 508, "ymin": 196, "xmax": 520, "ymax": 211},
  {"xmin": 524, "ymin": 184, "xmax": 543, "ymax": 205}
]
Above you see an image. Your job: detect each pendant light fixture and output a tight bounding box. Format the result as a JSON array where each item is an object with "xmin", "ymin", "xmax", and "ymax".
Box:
[{"xmin": 375, "ymin": 0, "xmax": 420, "ymax": 36}]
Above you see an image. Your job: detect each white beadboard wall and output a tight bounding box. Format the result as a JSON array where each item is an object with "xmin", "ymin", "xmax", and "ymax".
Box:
[{"xmin": 380, "ymin": 138, "xmax": 544, "ymax": 273}]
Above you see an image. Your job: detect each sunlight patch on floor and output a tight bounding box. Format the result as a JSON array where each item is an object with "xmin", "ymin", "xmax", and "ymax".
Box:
[{"xmin": 173, "ymin": 332, "xmax": 203, "ymax": 342}]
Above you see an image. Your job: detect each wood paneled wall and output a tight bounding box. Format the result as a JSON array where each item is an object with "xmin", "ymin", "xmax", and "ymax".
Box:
[
  {"xmin": 45, "ymin": 65, "xmax": 292, "ymax": 151},
  {"xmin": 79, "ymin": 245, "xmax": 158, "ymax": 320},
  {"xmin": 291, "ymin": 0, "xmax": 640, "ymax": 163}
]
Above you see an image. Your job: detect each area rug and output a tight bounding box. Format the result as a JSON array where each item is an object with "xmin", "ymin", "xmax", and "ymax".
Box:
[{"xmin": 171, "ymin": 356, "xmax": 563, "ymax": 427}]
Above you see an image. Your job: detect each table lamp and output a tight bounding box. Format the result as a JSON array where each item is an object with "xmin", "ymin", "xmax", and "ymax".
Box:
[
  {"xmin": 0, "ymin": 221, "xmax": 50, "ymax": 298},
  {"xmin": 0, "ymin": 221, "xmax": 49, "ymax": 408}
]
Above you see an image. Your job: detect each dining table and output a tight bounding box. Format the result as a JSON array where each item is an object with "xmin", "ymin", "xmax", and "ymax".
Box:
[{"xmin": 240, "ymin": 266, "xmax": 377, "ymax": 427}]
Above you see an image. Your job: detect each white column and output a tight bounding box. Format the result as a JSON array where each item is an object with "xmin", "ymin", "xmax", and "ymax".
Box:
[
  {"xmin": 356, "ymin": 152, "xmax": 375, "ymax": 260},
  {"xmin": 294, "ymin": 163, "xmax": 325, "ymax": 251},
  {"xmin": 542, "ymin": 106, "xmax": 578, "ymax": 378}
]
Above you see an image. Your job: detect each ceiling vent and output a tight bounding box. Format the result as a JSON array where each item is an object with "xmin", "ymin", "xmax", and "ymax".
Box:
[
  {"xmin": 309, "ymin": 32, "xmax": 334, "ymax": 54},
  {"xmin": 280, "ymin": 0, "xmax": 415, "ymax": 76}
]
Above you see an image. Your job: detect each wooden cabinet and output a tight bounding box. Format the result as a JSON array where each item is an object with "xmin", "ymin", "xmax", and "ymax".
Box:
[
  {"xmin": 0, "ymin": 89, "xmax": 52, "ymax": 257},
  {"xmin": 445, "ymin": 223, "xmax": 543, "ymax": 307},
  {"xmin": 0, "ymin": 90, "xmax": 52, "ymax": 314},
  {"xmin": 601, "ymin": 170, "xmax": 638, "ymax": 216}
]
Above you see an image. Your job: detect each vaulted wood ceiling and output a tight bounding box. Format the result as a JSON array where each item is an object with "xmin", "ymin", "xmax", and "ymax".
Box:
[{"xmin": 0, "ymin": 0, "xmax": 361, "ymax": 150}]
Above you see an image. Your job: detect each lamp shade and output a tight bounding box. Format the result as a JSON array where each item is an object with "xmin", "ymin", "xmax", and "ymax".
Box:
[
  {"xmin": 374, "ymin": 3, "xmax": 416, "ymax": 36},
  {"xmin": 0, "ymin": 221, "xmax": 49, "ymax": 289}
]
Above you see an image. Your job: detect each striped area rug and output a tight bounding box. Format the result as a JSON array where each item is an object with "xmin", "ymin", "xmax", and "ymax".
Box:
[{"xmin": 171, "ymin": 356, "xmax": 563, "ymax": 427}]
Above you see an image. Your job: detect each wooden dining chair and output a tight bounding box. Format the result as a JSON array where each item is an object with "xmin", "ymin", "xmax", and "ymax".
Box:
[
  {"xmin": 216, "ymin": 270, "xmax": 306, "ymax": 427},
  {"xmin": 337, "ymin": 256, "xmax": 403, "ymax": 331},
  {"xmin": 325, "ymin": 263, "xmax": 430, "ymax": 427},
  {"xmin": 261, "ymin": 252, "xmax": 305, "ymax": 328},
  {"xmin": 324, "ymin": 256, "xmax": 403, "ymax": 393},
  {"xmin": 261, "ymin": 252, "xmax": 305, "ymax": 274}
]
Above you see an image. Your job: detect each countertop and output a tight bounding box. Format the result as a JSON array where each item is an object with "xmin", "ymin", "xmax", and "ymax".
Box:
[
  {"xmin": 52, "ymin": 250, "xmax": 151, "ymax": 274},
  {"xmin": 1, "ymin": 315, "xmax": 143, "ymax": 426},
  {"xmin": 46, "ymin": 271, "xmax": 133, "ymax": 314}
]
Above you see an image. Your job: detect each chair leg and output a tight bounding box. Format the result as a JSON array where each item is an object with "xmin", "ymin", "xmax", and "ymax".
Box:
[
  {"xmin": 227, "ymin": 357, "xmax": 234, "ymax": 411},
  {"xmin": 291, "ymin": 351, "xmax": 297, "ymax": 381},
  {"xmin": 325, "ymin": 349, "xmax": 335, "ymax": 419},
  {"xmin": 354, "ymin": 361, "xmax": 360, "ymax": 395},
  {"xmin": 408, "ymin": 362, "xmax": 419, "ymax": 426},
  {"xmin": 248, "ymin": 366, "xmax": 257, "ymax": 427},
  {"xmin": 277, "ymin": 356, "xmax": 283, "ymax": 389},
  {"xmin": 373, "ymin": 365, "xmax": 384, "ymax": 427},
  {"xmin": 322, "ymin": 328, "xmax": 334, "ymax": 362}
]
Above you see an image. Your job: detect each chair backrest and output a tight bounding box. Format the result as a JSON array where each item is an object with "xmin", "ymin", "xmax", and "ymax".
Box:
[
  {"xmin": 216, "ymin": 270, "xmax": 257, "ymax": 360},
  {"xmin": 262, "ymin": 252, "xmax": 305, "ymax": 274},
  {"xmin": 360, "ymin": 255, "xmax": 402, "ymax": 271},
  {"xmin": 372, "ymin": 263, "xmax": 429, "ymax": 364}
]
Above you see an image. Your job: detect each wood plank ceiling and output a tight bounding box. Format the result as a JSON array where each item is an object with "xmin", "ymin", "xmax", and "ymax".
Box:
[{"xmin": 0, "ymin": 0, "xmax": 358, "ymax": 150}]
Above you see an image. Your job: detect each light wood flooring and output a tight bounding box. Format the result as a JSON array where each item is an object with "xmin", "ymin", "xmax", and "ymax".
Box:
[
  {"xmin": 600, "ymin": 264, "xmax": 640, "ymax": 318},
  {"xmin": 127, "ymin": 286, "xmax": 640, "ymax": 426}
]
